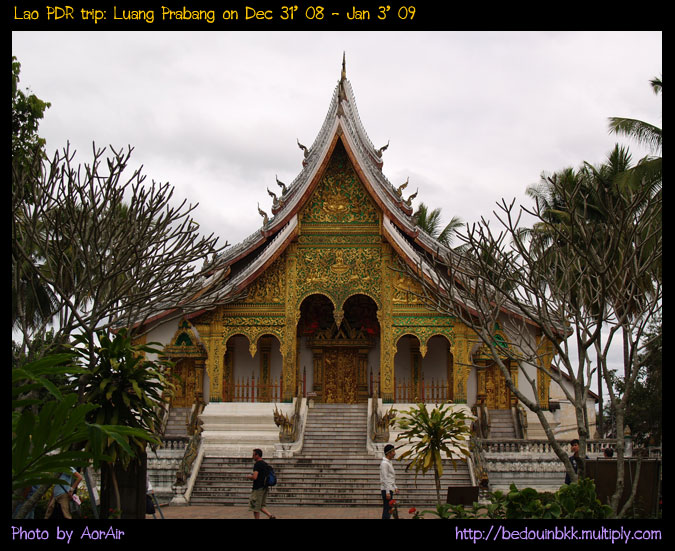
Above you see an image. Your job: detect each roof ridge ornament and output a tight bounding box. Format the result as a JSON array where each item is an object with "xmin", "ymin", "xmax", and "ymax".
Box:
[
  {"xmin": 268, "ymin": 185, "xmax": 286, "ymax": 215},
  {"xmin": 404, "ymin": 188, "xmax": 419, "ymax": 208},
  {"xmin": 376, "ymin": 140, "xmax": 390, "ymax": 157},
  {"xmin": 338, "ymin": 52, "xmax": 348, "ymax": 108},
  {"xmin": 396, "ymin": 178, "xmax": 409, "ymax": 198},
  {"xmin": 257, "ymin": 203, "xmax": 269, "ymax": 226},
  {"xmin": 275, "ymin": 175, "xmax": 288, "ymax": 195},
  {"xmin": 297, "ymin": 138, "xmax": 309, "ymax": 166}
]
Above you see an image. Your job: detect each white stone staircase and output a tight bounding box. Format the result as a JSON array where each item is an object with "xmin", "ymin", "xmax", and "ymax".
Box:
[
  {"xmin": 189, "ymin": 403, "xmax": 472, "ymax": 507},
  {"xmin": 488, "ymin": 409, "xmax": 517, "ymax": 439},
  {"xmin": 164, "ymin": 406, "xmax": 192, "ymax": 439}
]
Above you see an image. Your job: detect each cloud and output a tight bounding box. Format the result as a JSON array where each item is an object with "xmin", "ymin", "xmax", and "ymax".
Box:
[{"xmin": 12, "ymin": 31, "xmax": 661, "ymax": 238}]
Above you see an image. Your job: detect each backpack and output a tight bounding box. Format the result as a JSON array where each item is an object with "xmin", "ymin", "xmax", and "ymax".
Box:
[{"xmin": 264, "ymin": 464, "xmax": 277, "ymax": 487}]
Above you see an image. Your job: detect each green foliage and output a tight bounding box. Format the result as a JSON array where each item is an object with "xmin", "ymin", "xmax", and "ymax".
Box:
[
  {"xmin": 12, "ymin": 392, "xmax": 98, "ymax": 495},
  {"xmin": 13, "ymin": 353, "xmax": 91, "ymax": 494},
  {"xmin": 413, "ymin": 203, "xmax": 463, "ymax": 248},
  {"xmin": 605, "ymin": 319, "xmax": 662, "ymax": 445},
  {"xmin": 502, "ymin": 480, "xmax": 611, "ymax": 519},
  {"xmin": 73, "ymin": 328, "xmax": 173, "ymax": 466},
  {"xmin": 504, "ymin": 485, "xmax": 561, "ymax": 519},
  {"xmin": 395, "ymin": 402, "xmax": 472, "ymax": 505},
  {"xmin": 11, "ymin": 56, "xmax": 51, "ymax": 179},
  {"xmin": 410, "ymin": 479, "xmax": 612, "ymax": 519},
  {"xmin": 396, "ymin": 402, "xmax": 472, "ymax": 476},
  {"xmin": 11, "ymin": 352, "xmax": 154, "ymax": 502},
  {"xmin": 555, "ymin": 478, "xmax": 613, "ymax": 519}
]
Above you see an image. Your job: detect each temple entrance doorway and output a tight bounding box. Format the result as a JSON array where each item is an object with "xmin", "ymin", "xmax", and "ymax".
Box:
[
  {"xmin": 299, "ymin": 294, "xmax": 378, "ymax": 403},
  {"xmin": 323, "ymin": 348, "xmax": 360, "ymax": 403},
  {"xmin": 480, "ymin": 361, "xmax": 512, "ymax": 410},
  {"xmin": 169, "ymin": 358, "xmax": 203, "ymax": 407}
]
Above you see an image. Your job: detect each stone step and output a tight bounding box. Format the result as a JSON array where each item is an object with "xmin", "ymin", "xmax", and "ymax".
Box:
[
  {"xmin": 164, "ymin": 407, "xmax": 192, "ymax": 436},
  {"xmin": 190, "ymin": 459, "xmax": 472, "ymax": 506},
  {"xmin": 190, "ymin": 402, "xmax": 472, "ymax": 506},
  {"xmin": 487, "ymin": 410, "xmax": 516, "ymax": 439}
]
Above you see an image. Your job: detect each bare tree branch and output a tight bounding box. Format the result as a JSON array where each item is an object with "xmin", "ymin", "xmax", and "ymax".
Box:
[
  {"xmin": 396, "ymin": 167, "xmax": 661, "ymax": 516},
  {"xmin": 13, "ymin": 143, "xmax": 232, "ymax": 363}
]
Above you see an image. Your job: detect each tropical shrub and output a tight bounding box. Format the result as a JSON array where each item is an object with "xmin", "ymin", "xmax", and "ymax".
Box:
[{"xmin": 395, "ymin": 402, "xmax": 472, "ymax": 505}]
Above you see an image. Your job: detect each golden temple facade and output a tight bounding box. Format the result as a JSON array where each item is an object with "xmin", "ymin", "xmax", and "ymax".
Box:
[{"xmin": 139, "ymin": 58, "xmax": 556, "ymax": 418}]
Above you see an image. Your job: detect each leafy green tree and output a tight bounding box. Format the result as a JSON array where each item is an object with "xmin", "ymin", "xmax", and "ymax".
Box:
[
  {"xmin": 11, "ymin": 56, "xmax": 50, "ymax": 189},
  {"xmin": 395, "ymin": 402, "xmax": 472, "ymax": 505},
  {"xmin": 603, "ymin": 318, "xmax": 662, "ymax": 447},
  {"xmin": 11, "ymin": 57, "xmax": 58, "ymax": 345},
  {"xmin": 12, "ymin": 352, "xmax": 156, "ymax": 519},
  {"xmin": 72, "ymin": 328, "xmax": 174, "ymax": 517}
]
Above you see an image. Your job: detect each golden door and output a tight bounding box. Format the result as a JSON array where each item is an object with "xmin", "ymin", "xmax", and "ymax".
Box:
[
  {"xmin": 323, "ymin": 348, "xmax": 359, "ymax": 404},
  {"xmin": 170, "ymin": 359, "xmax": 199, "ymax": 407},
  {"xmin": 485, "ymin": 363, "xmax": 511, "ymax": 409}
]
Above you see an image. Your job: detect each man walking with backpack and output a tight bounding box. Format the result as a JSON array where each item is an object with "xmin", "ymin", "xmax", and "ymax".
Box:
[{"xmin": 246, "ymin": 448, "xmax": 276, "ymax": 519}]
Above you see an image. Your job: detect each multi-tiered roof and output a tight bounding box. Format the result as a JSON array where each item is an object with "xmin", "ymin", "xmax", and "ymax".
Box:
[{"xmin": 137, "ymin": 57, "xmax": 456, "ymax": 330}]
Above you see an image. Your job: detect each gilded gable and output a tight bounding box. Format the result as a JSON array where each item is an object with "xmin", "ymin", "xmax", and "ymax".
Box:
[{"xmin": 300, "ymin": 141, "xmax": 378, "ymax": 227}]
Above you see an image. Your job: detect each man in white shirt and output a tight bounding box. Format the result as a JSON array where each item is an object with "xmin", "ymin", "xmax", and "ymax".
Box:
[{"xmin": 380, "ymin": 444, "xmax": 399, "ymax": 519}]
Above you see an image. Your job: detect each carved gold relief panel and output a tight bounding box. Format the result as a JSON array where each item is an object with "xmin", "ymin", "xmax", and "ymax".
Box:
[
  {"xmin": 169, "ymin": 358, "xmax": 203, "ymax": 408},
  {"xmin": 392, "ymin": 272, "xmax": 426, "ymax": 305},
  {"xmin": 481, "ymin": 363, "xmax": 512, "ymax": 410},
  {"xmin": 244, "ymin": 255, "xmax": 286, "ymax": 304},
  {"xmin": 300, "ymin": 142, "xmax": 378, "ymax": 226},
  {"xmin": 296, "ymin": 246, "xmax": 381, "ymax": 308}
]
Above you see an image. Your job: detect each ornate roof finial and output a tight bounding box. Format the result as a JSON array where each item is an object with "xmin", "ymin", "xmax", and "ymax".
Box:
[
  {"xmin": 297, "ymin": 139, "xmax": 309, "ymax": 158},
  {"xmin": 257, "ymin": 203, "xmax": 269, "ymax": 226},
  {"xmin": 276, "ymin": 174, "xmax": 288, "ymax": 195},
  {"xmin": 338, "ymin": 52, "xmax": 349, "ymax": 109},
  {"xmin": 404, "ymin": 188, "xmax": 419, "ymax": 208},
  {"xmin": 376, "ymin": 140, "xmax": 390, "ymax": 158},
  {"xmin": 396, "ymin": 178, "xmax": 409, "ymax": 198}
]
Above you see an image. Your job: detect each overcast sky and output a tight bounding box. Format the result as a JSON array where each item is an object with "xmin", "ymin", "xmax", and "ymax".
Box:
[
  {"xmin": 12, "ymin": 31, "xmax": 661, "ymax": 248},
  {"xmin": 12, "ymin": 31, "xmax": 661, "ymax": 396}
]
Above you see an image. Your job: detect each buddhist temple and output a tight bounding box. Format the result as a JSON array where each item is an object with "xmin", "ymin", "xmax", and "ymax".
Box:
[{"xmin": 136, "ymin": 57, "xmax": 598, "ymax": 503}]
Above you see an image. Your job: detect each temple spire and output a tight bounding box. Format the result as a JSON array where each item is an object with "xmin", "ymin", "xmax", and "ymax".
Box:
[{"xmin": 337, "ymin": 52, "xmax": 348, "ymax": 109}]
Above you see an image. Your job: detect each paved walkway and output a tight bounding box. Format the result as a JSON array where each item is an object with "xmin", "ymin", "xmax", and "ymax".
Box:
[{"xmin": 151, "ymin": 504, "xmax": 415, "ymax": 519}]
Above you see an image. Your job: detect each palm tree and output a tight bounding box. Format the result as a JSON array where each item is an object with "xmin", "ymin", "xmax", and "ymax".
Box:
[
  {"xmin": 526, "ymin": 142, "xmax": 659, "ymax": 438},
  {"xmin": 608, "ymin": 77, "xmax": 662, "ymax": 156},
  {"xmin": 413, "ymin": 203, "xmax": 463, "ymax": 248}
]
